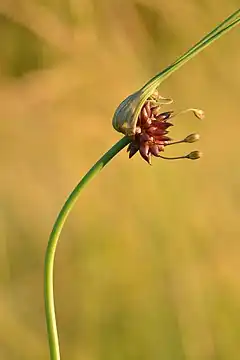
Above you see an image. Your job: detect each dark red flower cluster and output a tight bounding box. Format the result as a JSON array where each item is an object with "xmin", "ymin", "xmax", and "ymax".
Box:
[
  {"xmin": 127, "ymin": 91, "xmax": 203, "ymax": 164},
  {"xmin": 127, "ymin": 99, "xmax": 174, "ymax": 164}
]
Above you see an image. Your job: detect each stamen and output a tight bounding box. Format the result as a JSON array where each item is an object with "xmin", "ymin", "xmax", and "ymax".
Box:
[
  {"xmin": 170, "ymin": 108, "xmax": 205, "ymax": 120},
  {"xmin": 158, "ymin": 154, "xmax": 188, "ymax": 160},
  {"xmin": 149, "ymin": 90, "xmax": 174, "ymax": 107},
  {"xmin": 159, "ymin": 150, "xmax": 202, "ymax": 160},
  {"xmin": 158, "ymin": 95, "xmax": 174, "ymax": 105},
  {"xmin": 165, "ymin": 133, "xmax": 200, "ymax": 146}
]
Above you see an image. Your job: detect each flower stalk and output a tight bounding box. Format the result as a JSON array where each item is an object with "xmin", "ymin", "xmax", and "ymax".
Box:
[
  {"xmin": 44, "ymin": 9, "xmax": 240, "ymax": 360},
  {"xmin": 44, "ymin": 136, "xmax": 130, "ymax": 360}
]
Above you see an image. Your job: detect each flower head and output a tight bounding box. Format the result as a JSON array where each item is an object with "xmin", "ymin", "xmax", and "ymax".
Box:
[
  {"xmin": 111, "ymin": 9, "xmax": 240, "ymax": 164},
  {"xmin": 114, "ymin": 89, "xmax": 203, "ymax": 164}
]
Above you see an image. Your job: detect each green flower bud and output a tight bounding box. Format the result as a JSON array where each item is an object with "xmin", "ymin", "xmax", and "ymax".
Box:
[
  {"xmin": 186, "ymin": 150, "xmax": 203, "ymax": 160},
  {"xmin": 184, "ymin": 133, "xmax": 200, "ymax": 143}
]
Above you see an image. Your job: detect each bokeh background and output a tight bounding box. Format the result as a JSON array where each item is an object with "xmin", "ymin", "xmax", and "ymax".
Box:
[{"xmin": 1, "ymin": 1, "xmax": 240, "ymax": 359}]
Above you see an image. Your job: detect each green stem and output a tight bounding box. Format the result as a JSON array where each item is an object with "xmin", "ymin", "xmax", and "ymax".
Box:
[
  {"xmin": 142, "ymin": 8, "xmax": 240, "ymax": 93},
  {"xmin": 44, "ymin": 136, "xmax": 130, "ymax": 360},
  {"xmin": 126, "ymin": 9, "xmax": 240, "ymax": 136}
]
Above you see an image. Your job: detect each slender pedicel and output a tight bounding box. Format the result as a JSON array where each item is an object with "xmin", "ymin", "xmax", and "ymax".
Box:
[
  {"xmin": 159, "ymin": 151, "xmax": 202, "ymax": 161},
  {"xmin": 165, "ymin": 133, "xmax": 200, "ymax": 146},
  {"xmin": 170, "ymin": 108, "xmax": 205, "ymax": 120}
]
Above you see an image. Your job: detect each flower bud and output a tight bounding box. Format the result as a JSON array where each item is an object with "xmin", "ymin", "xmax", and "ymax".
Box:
[
  {"xmin": 186, "ymin": 150, "xmax": 203, "ymax": 160},
  {"xmin": 193, "ymin": 109, "xmax": 205, "ymax": 120},
  {"xmin": 184, "ymin": 133, "xmax": 200, "ymax": 143}
]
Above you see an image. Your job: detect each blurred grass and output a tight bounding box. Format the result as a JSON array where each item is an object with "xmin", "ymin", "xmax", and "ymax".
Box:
[{"xmin": 0, "ymin": 1, "xmax": 240, "ymax": 359}]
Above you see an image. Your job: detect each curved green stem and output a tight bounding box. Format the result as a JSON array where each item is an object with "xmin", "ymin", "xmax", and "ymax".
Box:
[
  {"xmin": 44, "ymin": 136, "xmax": 131, "ymax": 360},
  {"xmin": 142, "ymin": 8, "xmax": 240, "ymax": 94}
]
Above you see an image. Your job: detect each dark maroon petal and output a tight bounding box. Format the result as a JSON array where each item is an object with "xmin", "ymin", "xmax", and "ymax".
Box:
[
  {"xmin": 147, "ymin": 122, "xmax": 171, "ymax": 133},
  {"xmin": 147, "ymin": 126, "xmax": 158, "ymax": 133},
  {"xmin": 148, "ymin": 128, "xmax": 168, "ymax": 136},
  {"xmin": 134, "ymin": 134, "xmax": 141, "ymax": 144},
  {"xmin": 127, "ymin": 140, "xmax": 139, "ymax": 152},
  {"xmin": 128, "ymin": 142, "xmax": 139, "ymax": 158},
  {"xmin": 164, "ymin": 122, "xmax": 173, "ymax": 129},
  {"xmin": 142, "ymin": 153, "xmax": 151, "ymax": 164},
  {"xmin": 156, "ymin": 111, "xmax": 174, "ymax": 121},
  {"xmin": 140, "ymin": 133, "xmax": 151, "ymax": 142},
  {"xmin": 161, "ymin": 135, "xmax": 171, "ymax": 141},
  {"xmin": 139, "ymin": 143, "xmax": 150, "ymax": 163},
  {"xmin": 154, "ymin": 121, "xmax": 173, "ymax": 129},
  {"xmin": 150, "ymin": 144, "xmax": 160, "ymax": 157},
  {"xmin": 152, "ymin": 121, "xmax": 173, "ymax": 130}
]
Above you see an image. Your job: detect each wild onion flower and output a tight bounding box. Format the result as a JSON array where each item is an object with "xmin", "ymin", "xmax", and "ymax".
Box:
[
  {"xmin": 127, "ymin": 90, "xmax": 203, "ymax": 164},
  {"xmin": 113, "ymin": 89, "xmax": 204, "ymax": 164}
]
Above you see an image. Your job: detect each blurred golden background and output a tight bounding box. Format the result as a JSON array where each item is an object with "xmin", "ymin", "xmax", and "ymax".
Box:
[{"xmin": 0, "ymin": 1, "xmax": 240, "ymax": 359}]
